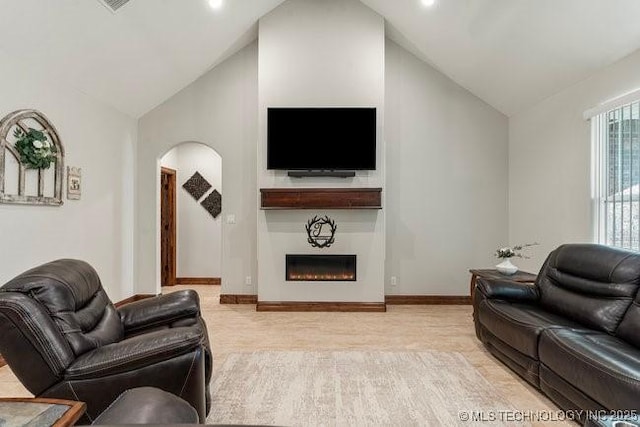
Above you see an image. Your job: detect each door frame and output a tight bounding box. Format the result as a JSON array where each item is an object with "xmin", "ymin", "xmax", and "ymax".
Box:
[{"xmin": 160, "ymin": 167, "xmax": 177, "ymax": 286}]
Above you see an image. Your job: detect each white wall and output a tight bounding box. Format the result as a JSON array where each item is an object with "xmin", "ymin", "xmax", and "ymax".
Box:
[
  {"xmin": 161, "ymin": 143, "xmax": 222, "ymax": 278},
  {"xmin": 0, "ymin": 48, "xmax": 137, "ymax": 301},
  {"xmin": 257, "ymin": 0, "xmax": 386, "ymax": 303},
  {"xmin": 136, "ymin": 0, "xmax": 510, "ymax": 300},
  {"xmin": 160, "ymin": 148, "xmax": 178, "ymax": 171},
  {"xmin": 258, "ymin": 0, "xmax": 385, "ymax": 190},
  {"xmin": 137, "ymin": 42, "xmax": 258, "ymax": 295},
  {"xmin": 385, "ymin": 40, "xmax": 509, "ymax": 295},
  {"xmin": 509, "ymin": 48, "xmax": 640, "ymax": 272}
]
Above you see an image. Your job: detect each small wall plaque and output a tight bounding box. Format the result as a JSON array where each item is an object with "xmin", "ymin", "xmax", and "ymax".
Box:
[{"xmin": 67, "ymin": 167, "xmax": 81, "ymax": 200}]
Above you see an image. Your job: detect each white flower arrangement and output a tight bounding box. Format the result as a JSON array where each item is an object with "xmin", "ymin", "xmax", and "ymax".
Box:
[
  {"xmin": 13, "ymin": 127, "xmax": 57, "ymax": 169},
  {"xmin": 495, "ymin": 243, "xmax": 538, "ymax": 259}
]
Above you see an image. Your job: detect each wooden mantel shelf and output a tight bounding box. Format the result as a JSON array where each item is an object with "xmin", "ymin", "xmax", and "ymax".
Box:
[{"xmin": 260, "ymin": 188, "xmax": 382, "ymax": 209}]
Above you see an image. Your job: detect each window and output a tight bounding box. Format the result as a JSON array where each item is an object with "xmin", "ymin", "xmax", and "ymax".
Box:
[{"xmin": 592, "ymin": 100, "xmax": 640, "ymax": 250}]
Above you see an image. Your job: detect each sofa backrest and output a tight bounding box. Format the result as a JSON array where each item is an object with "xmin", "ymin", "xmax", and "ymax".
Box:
[
  {"xmin": 537, "ymin": 244, "xmax": 640, "ymax": 334},
  {"xmin": 1, "ymin": 259, "xmax": 124, "ymax": 357},
  {"xmin": 616, "ymin": 289, "xmax": 640, "ymax": 346}
]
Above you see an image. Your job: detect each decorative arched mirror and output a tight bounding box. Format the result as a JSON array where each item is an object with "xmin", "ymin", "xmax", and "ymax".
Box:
[{"xmin": 0, "ymin": 109, "xmax": 64, "ymax": 205}]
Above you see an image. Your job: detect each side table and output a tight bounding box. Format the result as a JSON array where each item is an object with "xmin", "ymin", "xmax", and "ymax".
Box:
[
  {"xmin": 0, "ymin": 397, "xmax": 86, "ymax": 427},
  {"xmin": 469, "ymin": 269, "xmax": 537, "ymax": 299}
]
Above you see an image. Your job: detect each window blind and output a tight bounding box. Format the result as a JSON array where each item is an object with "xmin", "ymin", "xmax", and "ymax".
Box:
[{"xmin": 592, "ymin": 100, "xmax": 640, "ymax": 251}]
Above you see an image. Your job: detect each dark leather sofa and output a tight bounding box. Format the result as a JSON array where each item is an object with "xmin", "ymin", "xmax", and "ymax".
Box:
[
  {"xmin": 473, "ymin": 244, "xmax": 640, "ymax": 418},
  {"xmin": 0, "ymin": 259, "xmax": 212, "ymax": 424}
]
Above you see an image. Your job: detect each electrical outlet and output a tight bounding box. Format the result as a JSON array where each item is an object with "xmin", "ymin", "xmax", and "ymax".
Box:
[
  {"xmin": 245, "ymin": 276, "xmax": 252, "ymax": 286},
  {"xmin": 390, "ymin": 276, "xmax": 397, "ymax": 287}
]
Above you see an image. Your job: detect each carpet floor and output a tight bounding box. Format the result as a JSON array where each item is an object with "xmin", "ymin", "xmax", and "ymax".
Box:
[{"xmin": 208, "ymin": 350, "xmax": 526, "ymax": 426}]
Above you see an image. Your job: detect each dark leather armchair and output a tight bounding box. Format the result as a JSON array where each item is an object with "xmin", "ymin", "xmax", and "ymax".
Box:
[{"xmin": 0, "ymin": 259, "xmax": 212, "ymax": 424}]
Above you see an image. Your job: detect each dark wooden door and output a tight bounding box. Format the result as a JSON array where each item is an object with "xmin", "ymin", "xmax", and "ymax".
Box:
[{"xmin": 161, "ymin": 167, "xmax": 177, "ymax": 286}]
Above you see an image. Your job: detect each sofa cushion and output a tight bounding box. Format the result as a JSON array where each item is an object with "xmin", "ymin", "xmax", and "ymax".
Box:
[
  {"xmin": 478, "ymin": 299, "xmax": 585, "ymax": 358},
  {"xmin": 539, "ymin": 329, "xmax": 640, "ymax": 410},
  {"xmin": 537, "ymin": 244, "xmax": 640, "ymax": 334}
]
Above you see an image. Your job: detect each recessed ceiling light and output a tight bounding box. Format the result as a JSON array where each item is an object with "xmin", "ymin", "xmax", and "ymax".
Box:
[
  {"xmin": 421, "ymin": 0, "xmax": 435, "ymax": 7},
  {"xmin": 208, "ymin": 0, "xmax": 223, "ymax": 9}
]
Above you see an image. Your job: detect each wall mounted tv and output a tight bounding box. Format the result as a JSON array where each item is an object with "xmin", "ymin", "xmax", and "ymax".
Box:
[{"xmin": 267, "ymin": 107, "xmax": 376, "ymax": 172}]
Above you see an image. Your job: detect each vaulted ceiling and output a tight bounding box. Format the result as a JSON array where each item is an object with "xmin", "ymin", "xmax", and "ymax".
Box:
[{"xmin": 2, "ymin": 0, "xmax": 640, "ymax": 118}]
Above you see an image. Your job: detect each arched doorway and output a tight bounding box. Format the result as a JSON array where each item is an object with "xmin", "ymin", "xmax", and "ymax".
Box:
[{"xmin": 159, "ymin": 142, "xmax": 222, "ymax": 287}]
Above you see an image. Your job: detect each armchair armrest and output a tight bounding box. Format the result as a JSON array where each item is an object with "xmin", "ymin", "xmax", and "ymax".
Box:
[
  {"xmin": 475, "ymin": 277, "xmax": 539, "ymax": 302},
  {"xmin": 65, "ymin": 328, "xmax": 202, "ymax": 380},
  {"xmin": 117, "ymin": 290, "xmax": 200, "ymax": 333}
]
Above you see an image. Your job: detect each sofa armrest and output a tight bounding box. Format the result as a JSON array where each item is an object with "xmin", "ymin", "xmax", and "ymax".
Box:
[
  {"xmin": 65, "ymin": 328, "xmax": 202, "ymax": 380},
  {"xmin": 475, "ymin": 277, "xmax": 539, "ymax": 302},
  {"xmin": 117, "ymin": 290, "xmax": 200, "ymax": 333}
]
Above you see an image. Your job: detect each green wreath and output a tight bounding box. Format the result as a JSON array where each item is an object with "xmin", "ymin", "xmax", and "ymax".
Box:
[{"xmin": 13, "ymin": 127, "xmax": 57, "ymax": 169}]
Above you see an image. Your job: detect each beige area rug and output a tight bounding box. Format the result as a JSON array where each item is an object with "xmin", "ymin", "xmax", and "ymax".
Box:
[{"xmin": 207, "ymin": 351, "xmax": 526, "ymax": 426}]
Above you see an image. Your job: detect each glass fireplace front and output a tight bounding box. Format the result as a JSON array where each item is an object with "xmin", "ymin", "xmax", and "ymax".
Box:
[{"xmin": 286, "ymin": 254, "xmax": 356, "ymax": 281}]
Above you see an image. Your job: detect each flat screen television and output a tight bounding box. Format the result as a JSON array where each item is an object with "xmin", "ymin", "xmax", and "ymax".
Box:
[{"xmin": 267, "ymin": 107, "xmax": 376, "ymax": 171}]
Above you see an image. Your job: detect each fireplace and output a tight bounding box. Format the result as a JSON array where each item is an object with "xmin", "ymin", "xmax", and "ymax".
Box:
[{"xmin": 286, "ymin": 255, "xmax": 356, "ymax": 281}]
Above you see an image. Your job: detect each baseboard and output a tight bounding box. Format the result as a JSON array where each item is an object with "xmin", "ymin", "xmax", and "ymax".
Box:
[
  {"xmin": 256, "ymin": 301, "xmax": 387, "ymax": 312},
  {"xmin": 176, "ymin": 277, "xmax": 221, "ymax": 285},
  {"xmin": 385, "ymin": 295, "xmax": 471, "ymax": 305},
  {"xmin": 114, "ymin": 294, "xmax": 156, "ymax": 308},
  {"xmin": 220, "ymin": 294, "xmax": 258, "ymax": 304},
  {"xmin": 0, "ymin": 354, "xmax": 5, "ymax": 368}
]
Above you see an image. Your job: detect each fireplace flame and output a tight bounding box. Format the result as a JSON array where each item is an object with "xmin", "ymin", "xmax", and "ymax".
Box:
[
  {"xmin": 289, "ymin": 273, "xmax": 355, "ymax": 281},
  {"xmin": 286, "ymin": 254, "xmax": 356, "ymax": 281}
]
